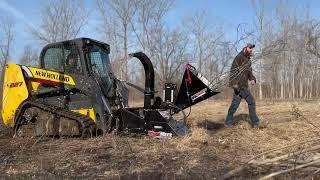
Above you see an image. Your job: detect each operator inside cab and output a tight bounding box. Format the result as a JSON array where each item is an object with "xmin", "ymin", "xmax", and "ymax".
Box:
[{"xmin": 65, "ymin": 52, "xmax": 81, "ymax": 73}]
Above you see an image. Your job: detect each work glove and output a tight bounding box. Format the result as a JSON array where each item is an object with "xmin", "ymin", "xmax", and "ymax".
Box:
[
  {"xmin": 232, "ymin": 84, "xmax": 239, "ymax": 95},
  {"xmin": 250, "ymin": 80, "xmax": 256, "ymax": 85}
]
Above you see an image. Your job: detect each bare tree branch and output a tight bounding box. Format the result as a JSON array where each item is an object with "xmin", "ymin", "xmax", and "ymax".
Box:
[{"xmin": 32, "ymin": 0, "xmax": 89, "ymax": 44}]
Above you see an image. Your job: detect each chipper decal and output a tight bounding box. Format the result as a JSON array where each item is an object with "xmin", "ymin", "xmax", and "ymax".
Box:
[{"xmin": 191, "ymin": 88, "xmax": 207, "ymax": 101}]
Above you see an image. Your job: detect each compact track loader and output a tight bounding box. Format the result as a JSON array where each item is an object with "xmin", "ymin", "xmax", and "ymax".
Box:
[{"xmin": 1, "ymin": 38, "xmax": 219, "ymax": 137}]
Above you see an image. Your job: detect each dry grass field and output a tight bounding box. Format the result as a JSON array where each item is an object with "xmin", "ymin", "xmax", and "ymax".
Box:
[{"xmin": 1, "ymin": 99, "xmax": 320, "ymax": 179}]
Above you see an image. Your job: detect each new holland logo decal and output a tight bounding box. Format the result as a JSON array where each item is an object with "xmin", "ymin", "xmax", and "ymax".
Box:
[
  {"xmin": 34, "ymin": 70, "xmax": 70, "ymax": 82},
  {"xmin": 22, "ymin": 66, "xmax": 75, "ymax": 85}
]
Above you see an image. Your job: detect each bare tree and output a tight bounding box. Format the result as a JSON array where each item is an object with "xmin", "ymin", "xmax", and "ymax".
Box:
[
  {"xmin": 131, "ymin": 0, "xmax": 174, "ymax": 53},
  {"xmin": 184, "ymin": 11, "xmax": 224, "ymax": 82},
  {"xmin": 19, "ymin": 45, "xmax": 39, "ymax": 67},
  {"xmin": 130, "ymin": 0, "xmax": 178, "ymax": 87},
  {"xmin": 248, "ymin": 1, "xmax": 320, "ymax": 100},
  {"xmin": 94, "ymin": 0, "xmax": 320, "ymax": 100},
  {"xmin": 0, "ymin": 16, "xmax": 15, "ymax": 71},
  {"xmin": 185, "ymin": 12, "xmax": 214, "ymax": 71},
  {"xmin": 151, "ymin": 30, "xmax": 189, "ymax": 86},
  {"xmin": 305, "ymin": 21, "xmax": 320, "ymax": 58},
  {"xmin": 97, "ymin": 0, "xmax": 138, "ymax": 81},
  {"xmin": 32, "ymin": 0, "xmax": 89, "ymax": 44},
  {"xmin": 251, "ymin": 0, "xmax": 267, "ymax": 100},
  {"xmin": 304, "ymin": 19, "xmax": 320, "ymax": 98}
]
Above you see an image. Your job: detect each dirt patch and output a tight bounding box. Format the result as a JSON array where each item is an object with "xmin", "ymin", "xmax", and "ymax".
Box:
[{"xmin": 0, "ymin": 122, "xmax": 12, "ymax": 139}]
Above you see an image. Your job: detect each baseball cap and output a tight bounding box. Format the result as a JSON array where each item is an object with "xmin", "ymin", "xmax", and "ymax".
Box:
[{"xmin": 246, "ymin": 43, "xmax": 255, "ymax": 49}]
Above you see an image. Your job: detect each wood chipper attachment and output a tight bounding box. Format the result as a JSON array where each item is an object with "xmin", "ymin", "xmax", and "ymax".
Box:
[{"xmin": 118, "ymin": 52, "xmax": 220, "ymax": 136}]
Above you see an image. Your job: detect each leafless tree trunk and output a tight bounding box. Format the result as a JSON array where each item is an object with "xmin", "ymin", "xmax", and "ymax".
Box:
[
  {"xmin": 0, "ymin": 16, "xmax": 15, "ymax": 73},
  {"xmin": 251, "ymin": 0, "xmax": 267, "ymax": 100}
]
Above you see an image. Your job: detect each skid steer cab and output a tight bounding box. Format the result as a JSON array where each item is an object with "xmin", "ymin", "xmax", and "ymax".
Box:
[{"xmin": 1, "ymin": 38, "xmax": 220, "ymax": 138}]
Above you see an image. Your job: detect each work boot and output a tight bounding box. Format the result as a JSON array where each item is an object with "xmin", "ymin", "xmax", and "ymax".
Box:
[
  {"xmin": 225, "ymin": 124, "xmax": 234, "ymax": 128},
  {"xmin": 252, "ymin": 124, "xmax": 259, "ymax": 128}
]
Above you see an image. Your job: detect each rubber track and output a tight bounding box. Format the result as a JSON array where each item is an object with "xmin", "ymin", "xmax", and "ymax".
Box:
[{"xmin": 14, "ymin": 100, "xmax": 96, "ymax": 137}]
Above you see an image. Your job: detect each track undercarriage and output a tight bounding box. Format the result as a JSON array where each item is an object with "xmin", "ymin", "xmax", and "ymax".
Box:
[{"xmin": 14, "ymin": 100, "xmax": 96, "ymax": 138}]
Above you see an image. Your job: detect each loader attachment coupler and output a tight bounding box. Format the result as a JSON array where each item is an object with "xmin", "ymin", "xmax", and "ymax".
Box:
[{"xmin": 175, "ymin": 64, "xmax": 220, "ymax": 111}]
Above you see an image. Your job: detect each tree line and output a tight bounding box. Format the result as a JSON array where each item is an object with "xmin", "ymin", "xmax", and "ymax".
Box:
[{"xmin": 1, "ymin": 0, "xmax": 320, "ymax": 100}]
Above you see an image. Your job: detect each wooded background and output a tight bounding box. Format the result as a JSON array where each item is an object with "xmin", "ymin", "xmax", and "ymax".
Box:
[{"xmin": 1, "ymin": 0, "xmax": 320, "ymax": 100}]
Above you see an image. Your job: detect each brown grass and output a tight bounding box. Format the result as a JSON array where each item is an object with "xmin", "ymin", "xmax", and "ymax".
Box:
[{"xmin": 1, "ymin": 99, "xmax": 320, "ymax": 179}]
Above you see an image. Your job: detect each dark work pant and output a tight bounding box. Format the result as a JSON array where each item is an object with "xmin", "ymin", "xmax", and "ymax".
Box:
[{"xmin": 225, "ymin": 88, "xmax": 259, "ymax": 126}]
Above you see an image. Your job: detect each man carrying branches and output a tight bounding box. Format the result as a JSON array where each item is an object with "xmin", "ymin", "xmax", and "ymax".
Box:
[{"xmin": 225, "ymin": 43, "xmax": 260, "ymax": 128}]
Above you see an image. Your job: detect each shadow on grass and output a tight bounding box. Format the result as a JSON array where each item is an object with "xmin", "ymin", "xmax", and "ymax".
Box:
[
  {"xmin": 233, "ymin": 113, "xmax": 251, "ymax": 125},
  {"xmin": 198, "ymin": 113, "xmax": 253, "ymax": 131},
  {"xmin": 197, "ymin": 120, "xmax": 225, "ymax": 131}
]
